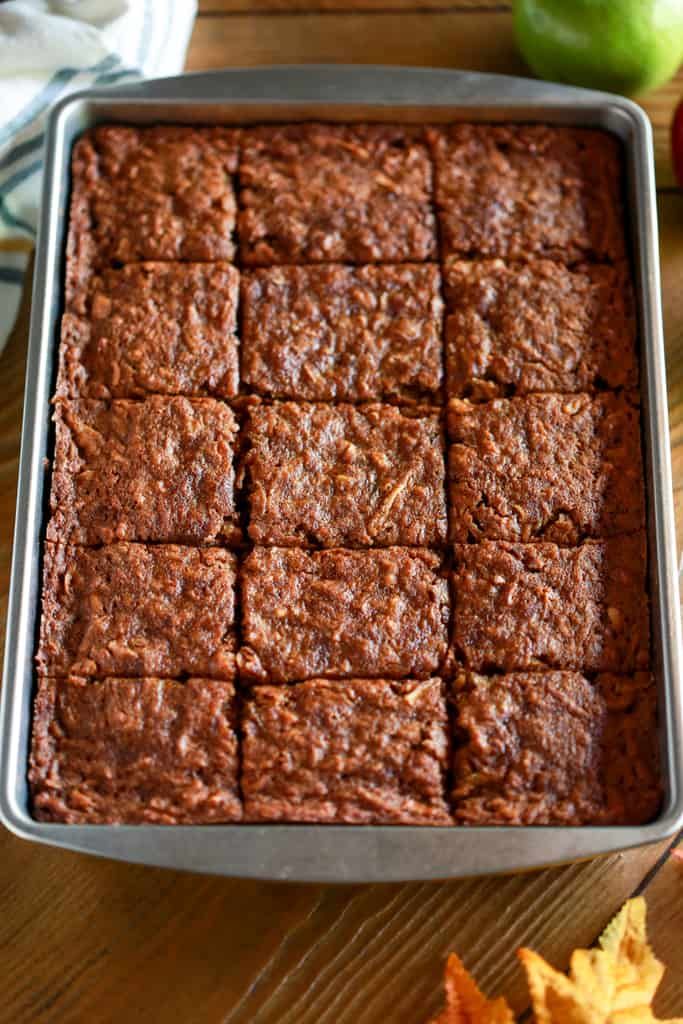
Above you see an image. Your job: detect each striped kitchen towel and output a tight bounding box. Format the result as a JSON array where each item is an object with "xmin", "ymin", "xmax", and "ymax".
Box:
[{"xmin": 0, "ymin": 0, "xmax": 197, "ymax": 352}]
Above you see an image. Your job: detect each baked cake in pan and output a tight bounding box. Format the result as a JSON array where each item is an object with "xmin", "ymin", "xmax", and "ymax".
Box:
[{"xmin": 32, "ymin": 122, "xmax": 657, "ymax": 826}]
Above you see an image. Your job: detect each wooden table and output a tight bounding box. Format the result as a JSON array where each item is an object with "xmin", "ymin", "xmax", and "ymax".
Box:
[{"xmin": 1, "ymin": 4, "xmax": 682, "ymax": 1021}]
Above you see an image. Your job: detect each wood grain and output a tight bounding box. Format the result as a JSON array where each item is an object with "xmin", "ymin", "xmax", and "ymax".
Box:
[
  {"xmin": 186, "ymin": 11, "xmax": 683, "ymax": 188},
  {"xmin": 199, "ymin": 0, "xmax": 512, "ymax": 10},
  {"xmin": 185, "ymin": 12, "xmax": 526, "ymax": 90},
  {"xmin": 645, "ymin": 840, "xmax": 683, "ymax": 1019},
  {"xmin": 0, "ymin": 826, "xmax": 671, "ymax": 1024},
  {"xmin": 223, "ymin": 847, "xmax": 671, "ymax": 1024},
  {"xmin": 659, "ymin": 193, "xmax": 683, "ymax": 505},
  {"xmin": 0, "ymin": 258, "xmax": 29, "ymax": 645}
]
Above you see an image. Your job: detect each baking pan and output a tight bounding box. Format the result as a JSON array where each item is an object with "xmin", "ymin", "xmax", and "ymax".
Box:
[{"xmin": 0, "ymin": 66, "xmax": 681, "ymax": 882}]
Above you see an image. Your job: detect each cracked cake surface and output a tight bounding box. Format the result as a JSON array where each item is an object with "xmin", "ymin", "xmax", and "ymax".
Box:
[
  {"xmin": 59, "ymin": 262, "xmax": 240, "ymax": 399},
  {"xmin": 239, "ymin": 546, "xmax": 450, "ymax": 683},
  {"xmin": 242, "ymin": 678, "xmax": 452, "ymax": 824},
  {"xmin": 240, "ymin": 263, "xmax": 443, "ymax": 401},
  {"xmin": 66, "ymin": 125, "xmax": 240, "ymax": 303},
  {"xmin": 428, "ymin": 124, "xmax": 626, "ymax": 263},
  {"xmin": 30, "ymin": 676, "xmax": 242, "ymax": 824},
  {"xmin": 451, "ymin": 669, "xmax": 661, "ymax": 826},
  {"xmin": 30, "ymin": 119, "xmax": 656, "ymax": 828},
  {"xmin": 238, "ymin": 124, "xmax": 437, "ymax": 264},
  {"xmin": 443, "ymin": 259, "xmax": 637, "ymax": 399},
  {"xmin": 47, "ymin": 397, "xmax": 240, "ymax": 546},
  {"xmin": 242, "ymin": 401, "xmax": 447, "ymax": 547},
  {"xmin": 447, "ymin": 392, "xmax": 645, "ymax": 543},
  {"xmin": 452, "ymin": 536, "xmax": 650, "ymax": 674},
  {"xmin": 37, "ymin": 543, "xmax": 237, "ymax": 680}
]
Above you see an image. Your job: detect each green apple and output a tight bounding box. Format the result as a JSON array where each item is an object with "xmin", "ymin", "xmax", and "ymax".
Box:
[{"xmin": 514, "ymin": 0, "xmax": 683, "ymax": 96}]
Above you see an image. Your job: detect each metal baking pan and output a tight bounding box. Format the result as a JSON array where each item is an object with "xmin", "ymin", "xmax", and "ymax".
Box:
[{"xmin": 1, "ymin": 66, "xmax": 681, "ymax": 882}]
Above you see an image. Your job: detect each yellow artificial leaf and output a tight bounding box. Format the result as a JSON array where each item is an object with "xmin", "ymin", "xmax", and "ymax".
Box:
[
  {"xmin": 519, "ymin": 898, "xmax": 683, "ymax": 1024},
  {"xmin": 429, "ymin": 953, "xmax": 515, "ymax": 1024},
  {"xmin": 518, "ymin": 948, "xmax": 595, "ymax": 1024},
  {"xmin": 597, "ymin": 898, "xmax": 664, "ymax": 1011}
]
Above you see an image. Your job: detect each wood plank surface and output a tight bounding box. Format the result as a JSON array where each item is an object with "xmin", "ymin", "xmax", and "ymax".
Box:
[
  {"xmin": 1, "ymin": 6, "xmax": 682, "ymax": 1023},
  {"xmin": 659, "ymin": 193, "xmax": 683, "ymax": 500},
  {"xmin": 0, "ymin": 260, "xmax": 29, "ymax": 634},
  {"xmin": 199, "ymin": 0, "xmax": 513, "ymax": 10},
  {"xmin": 647, "ymin": 840, "xmax": 683, "ymax": 1019},
  {"xmin": 185, "ymin": 11, "xmax": 528, "ymax": 79},
  {"xmin": 0, "ymin": 828, "xmax": 672, "ymax": 1024},
  {"xmin": 185, "ymin": 11, "xmax": 683, "ymax": 188}
]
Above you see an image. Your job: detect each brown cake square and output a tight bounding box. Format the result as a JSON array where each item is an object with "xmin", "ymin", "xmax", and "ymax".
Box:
[
  {"xmin": 448, "ymin": 392, "xmax": 645, "ymax": 543},
  {"xmin": 66, "ymin": 125, "xmax": 240, "ymax": 303},
  {"xmin": 37, "ymin": 543, "xmax": 237, "ymax": 680},
  {"xmin": 238, "ymin": 124, "xmax": 437, "ymax": 264},
  {"xmin": 428, "ymin": 125, "xmax": 625, "ymax": 263},
  {"xmin": 240, "ymin": 264, "xmax": 443, "ymax": 402},
  {"xmin": 242, "ymin": 678, "xmax": 451, "ymax": 824},
  {"xmin": 444, "ymin": 259, "xmax": 638, "ymax": 399},
  {"xmin": 30, "ymin": 676, "xmax": 242, "ymax": 824},
  {"xmin": 239, "ymin": 547, "xmax": 449, "ymax": 683},
  {"xmin": 242, "ymin": 402, "xmax": 447, "ymax": 547},
  {"xmin": 46, "ymin": 397, "xmax": 239, "ymax": 546},
  {"xmin": 452, "ymin": 537, "xmax": 650, "ymax": 673},
  {"xmin": 451, "ymin": 669, "xmax": 661, "ymax": 826},
  {"xmin": 59, "ymin": 263, "xmax": 240, "ymax": 399}
]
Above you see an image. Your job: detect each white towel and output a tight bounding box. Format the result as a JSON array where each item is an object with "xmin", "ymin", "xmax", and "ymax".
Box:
[{"xmin": 0, "ymin": 0, "xmax": 197, "ymax": 351}]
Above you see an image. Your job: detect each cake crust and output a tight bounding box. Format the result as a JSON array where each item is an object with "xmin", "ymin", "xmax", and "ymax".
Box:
[
  {"xmin": 47, "ymin": 397, "xmax": 239, "ymax": 546},
  {"xmin": 29, "ymin": 119, "xmax": 652, "ymax": 829},
  {"xmin": 59, "ymin": 263, "xmax": 240, "ymax": 399},
  {"xmin": 239, "ymin": 547, "xmax": 450, "ymax": 683},
  {"xmin": 30, "ymin": 677, "xmax": 242, "ymax": 824},
  {"xmin": 242, "ymin": 678, "xmax": 452, "ymax": 824},
  {"xmin": 238, "ymin": 124, "xmax": 437, "ymax": 264},
  {"xmin": 452, "ymin": 669, "xmax": 660, "ymax": 826},
  {"xmin": 243, "ymin": 402, "xmax": 447, "ymax": 547},
  {"xmin": 240, "ymin": 263, "xmax": 443, "ymax": 402},
  {"xmin": 37, "ymin": 543, "xmax": 237, "ymax": 680}
]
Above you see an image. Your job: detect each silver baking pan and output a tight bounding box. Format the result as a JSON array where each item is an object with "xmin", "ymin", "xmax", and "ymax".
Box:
[{"xmin": 1, "ymin": 66, "xmax": 681, "ymax": 882}]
